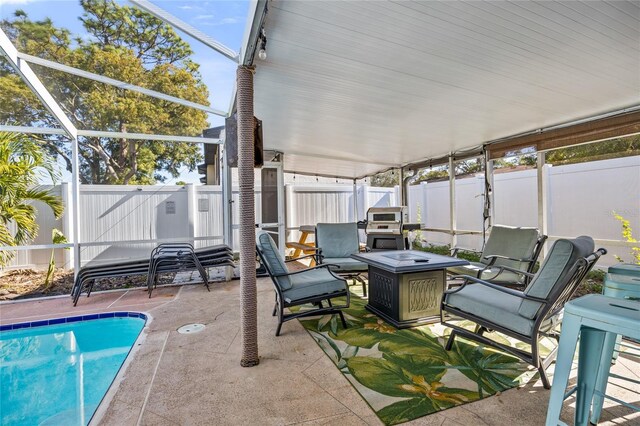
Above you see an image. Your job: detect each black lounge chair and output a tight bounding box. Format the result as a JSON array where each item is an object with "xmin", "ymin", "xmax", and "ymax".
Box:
[{"xmin": 71, "ymin": 243, "xmax": 233, "ymax": 305}]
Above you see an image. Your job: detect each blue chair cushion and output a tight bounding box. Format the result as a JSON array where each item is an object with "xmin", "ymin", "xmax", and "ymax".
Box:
[
  {"xmin": 257, "ymin": 231, "xmax": 292, "ymax": 290},
  {"xmin": 316, "ymin": 223, "xmax": 360, "ymax": 258},
  {"xmin": 518, "ymin": 236, "xmax": 594, "ymax": 319},
  {"xmin": 480, "ymin": 225, "xmax": 540, "ymax": 271},
  {"xmin": 444, "ymin": 284, "xmax": 535, "ymax": 336},
  {"xmin": 282, "ymin": 268, "xmax": 347, "ymax": 303},
  {"xmin": 323, "ymin": 257, "xmax": 368, "ymax": 272},
  {"xmin": 448, "ymin": 262, "xmax": 526, "ymax": 285}
]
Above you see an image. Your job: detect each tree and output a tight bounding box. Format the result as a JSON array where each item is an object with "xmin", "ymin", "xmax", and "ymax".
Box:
[
  {"xmin": 546, "ymin": 135, "xmax": 640, "ymax": 165},
  {"xmin": 370, "ymin": 170, "xmax": 399, "ymax": 187},
  {"xmin": 0, "ymin": 132, "xmax": 64, "ymax": 267},
  {"xmin": 0, "ymin": 0, "xmax": 209, "ymax": 184}
]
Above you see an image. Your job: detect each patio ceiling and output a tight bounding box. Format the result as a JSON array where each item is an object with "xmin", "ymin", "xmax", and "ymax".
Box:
[{"xmin": 252, "ymin": 0, "xmax": 640, "ymax": 179}]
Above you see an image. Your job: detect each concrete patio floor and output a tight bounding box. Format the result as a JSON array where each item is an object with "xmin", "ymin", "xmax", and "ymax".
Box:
[{"xmin": 1, "ymin": 278, "xmax": 638, "ymax": 426}]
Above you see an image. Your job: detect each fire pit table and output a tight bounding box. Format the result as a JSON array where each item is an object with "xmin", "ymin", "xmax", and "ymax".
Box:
[{"xmin": 351, "ymin": 250, "xmax": 469, "ymax": 328}]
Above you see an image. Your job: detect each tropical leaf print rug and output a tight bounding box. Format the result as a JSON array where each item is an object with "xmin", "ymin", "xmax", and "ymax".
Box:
[{"xmin": 298, "ymin": 291, "xmax": 549, "ymax": 425}]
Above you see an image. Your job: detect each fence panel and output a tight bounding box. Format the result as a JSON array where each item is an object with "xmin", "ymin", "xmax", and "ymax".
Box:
[
  {"xmin": 546, "ymin": 156, "xmax": 640, "ymax": 267},
  {"xmin": 4, "ymin": 156, "xmax": 638, "ymax": 270}
]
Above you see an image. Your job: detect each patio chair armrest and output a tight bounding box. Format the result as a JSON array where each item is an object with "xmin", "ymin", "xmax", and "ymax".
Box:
[
  {"xmin": 272, "ymin": 264, "xmax": 337, "ymax": 277},
  {"xmin": 285, "ymin": 254, "xmax": 317, "ymax": 263},
  {"xmin": 445, "ymin": 275, "xmax": 548, "ymax": 303},
  {"xmin": 450, "ymin": 247, "xmax": 481, "ymax": 257},
  {"xmin": 477, "ymin": 263, "xmax": 536, "ymax": 280},
  {"xmin": 483, "ymin": 254, "xmax": 535, "ymax": 265},
  {"xmin": 490, "ymin": 264, "xmax": 536, "ymax": 278}
]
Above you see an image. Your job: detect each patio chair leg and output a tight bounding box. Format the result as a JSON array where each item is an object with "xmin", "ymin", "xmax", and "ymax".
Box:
[
  {"xmin": 272, "ymin": 294, "xmax": 278, "ymax": 316},
  {"xmin": 338, "ymin": 311, "xmax": 347, "ymax": 329},
  {"xmin": 359, "ymin": 276, "xmax": 367, "ymax": 297},
  {"xmin": 538, "ymin": 364, "xmax": 551, "ymax": 389},
  {"xmin": 474, "ymin": 325, "xmax": 487, "ymax": 336},
  {"xmin": 275, "ymin": 306, "xmax": 284, "ymax": 336},
  {"xmin": 445, "ymin": 330, "xmax": 457, "ymax": 351}
]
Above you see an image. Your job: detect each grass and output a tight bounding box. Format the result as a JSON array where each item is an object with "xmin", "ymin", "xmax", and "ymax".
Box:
[{"xmin": 412, "ymin": 242, "xmax": 481, "ymax": 262}]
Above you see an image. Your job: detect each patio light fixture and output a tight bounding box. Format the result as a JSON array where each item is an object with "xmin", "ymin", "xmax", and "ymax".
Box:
[{"xmin": 258, "ymin": 28, "xmax": 267, "ymax": 60}]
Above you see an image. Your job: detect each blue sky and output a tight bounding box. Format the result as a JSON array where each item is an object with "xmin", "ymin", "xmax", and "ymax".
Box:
[{"xmin": 0, "ymin": 0, "xmax": 249, "ymax": 184}]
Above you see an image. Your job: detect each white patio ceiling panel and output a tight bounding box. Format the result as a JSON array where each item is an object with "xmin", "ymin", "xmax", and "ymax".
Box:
[{"xmin": 253, "ymin": 0, "xmax": 640, "ymax": 179}]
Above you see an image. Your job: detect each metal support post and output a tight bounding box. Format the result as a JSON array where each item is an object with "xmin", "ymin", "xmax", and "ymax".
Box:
[
  {"xmin": 398, "ymin": 167, "xmax": 406, "ymax": 206},
  {"xmin": 352, "ymin": 179, "xmax": 358, "ymax": 222},
  {"xmin": 484, "ymin": 149, "xmax": 495, "ymax": 236},
  {"xmin": 222, "ymin": 142, "xmax": 233, "ymax": 249},
  {"xmin": 449, "ymin": 155, "xmax": 457, "ymax": 249},
  {"xmin": 537, "ymin": 152, "xmax": 549, "ymax": 257},
  {"xmin": 71, "ymin": 137, "xmax": 81, "ymax": 275}
]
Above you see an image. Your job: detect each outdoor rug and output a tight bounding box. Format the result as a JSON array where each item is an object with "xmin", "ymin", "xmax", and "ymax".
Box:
[{"xmin": 298, "ymin": 290, "xmax": 550, "ymax": 425}]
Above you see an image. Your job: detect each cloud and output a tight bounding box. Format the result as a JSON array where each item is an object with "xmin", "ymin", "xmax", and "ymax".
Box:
[
  {"xmin": 178, "ymin": 5, "xmax": 193, "ymax": 10},
  {"xmin": 200, "ymin": 17, "xmax": 242, "ymax": 27},
  {"xmin": 194, "ymin": 14, "xmax": 216, "ymax": 20}
]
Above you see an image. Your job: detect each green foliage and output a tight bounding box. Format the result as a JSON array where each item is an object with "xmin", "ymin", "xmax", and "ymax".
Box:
[
  {"xmin": 44, "ymin": 228, "xmax": 68, "ymax": 287},
  {"xmin": 0, "ymin": 132, "xmax": 64, "ymax": 267},
  {"xmin": 547, "ymin": 135, "xmax": 640, "ymax": 166},
  {"xmin": 0, "ymin": 1, "xmax": 208, "ymax": 184},
  {"xmin": 370, "ymin": 170, "xmax": 399, "ymax": 187},
  {"xmin": 612, "ymin": 212, "xmax": 640, "ymax": 265},
  {"xmin": 411, "ymin": 168, "xmax": 448, "ymax": 184},
  {"xmin": 413, "ymin": 243, "xmax": 482, "ymax": 262}
]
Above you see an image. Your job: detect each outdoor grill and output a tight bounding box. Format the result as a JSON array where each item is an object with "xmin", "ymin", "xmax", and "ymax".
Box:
[{"xmin": 365, "ymin": 207, "xmax": 419, "ymax": 250}]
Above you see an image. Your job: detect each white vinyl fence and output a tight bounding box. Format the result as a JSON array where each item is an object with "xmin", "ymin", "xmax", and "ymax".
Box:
[
  {"xmin": 3, "ymin": 156, "xmax": 638, "ymax": 270},
  {"xmin": 407, "ymin": 156, "xmax": 640, "ymax": 268}
]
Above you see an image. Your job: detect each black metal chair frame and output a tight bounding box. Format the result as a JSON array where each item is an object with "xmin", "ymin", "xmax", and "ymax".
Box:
[
  {"xmin": 71, "ymin": 243, "xmax": 233, "ymax": 305},
  {"xmin": 314, "ymin": 246, "xmax": 369, "ymax": 297},
  {"xmin": 146, "ymin": 243, "xmax": 209, "ymax": 296},
  {"xmin": 441, "ymin": 247, "xmax": 606, "ymax": 389},
  {"xmin": 256, "ymin": 249, "xmax": 350, "ymax": 336},
  {"xmin": 451, "ymin": 234, "xmax": 548, "ymax": 287}
]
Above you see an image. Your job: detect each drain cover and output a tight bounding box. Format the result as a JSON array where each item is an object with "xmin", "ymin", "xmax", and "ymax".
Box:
[{"xmin": 177, "ymin": 323, "xmax": 205, "ymax": 334}]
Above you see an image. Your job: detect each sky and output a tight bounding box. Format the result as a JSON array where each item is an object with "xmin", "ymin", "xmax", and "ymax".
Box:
[{"xmin": 0, "ymin": 0, "xmax": 250, "ymax": 184}]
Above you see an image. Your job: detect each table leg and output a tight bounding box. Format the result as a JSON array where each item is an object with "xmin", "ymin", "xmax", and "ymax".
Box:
[
  {"xmin": 589, "ymin": 331, "xmax": 618, "ymax": 424},
  {"xmin": 575, "ymin": 327, "xmax": 606, "ymax": 426},
  {"xmin": 546, "ymin": 314, "xmax": 582, "ymax": 426}
]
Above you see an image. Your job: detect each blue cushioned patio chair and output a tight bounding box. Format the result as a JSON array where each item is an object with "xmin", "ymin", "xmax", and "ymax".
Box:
[
  {"xmin": 315, "ymin": 222, "xmax": 369, "ymax": 297},
  {"xmin": 441, "ymin": 236, "xmax": 605, "ymax": 389},
  {"xmin": 448, "ymin": 225, "xmax": 547, "ymax": 288},
  {"xmin": 256, "ymin": 230, "xmax": 350, "ymax": 336}
]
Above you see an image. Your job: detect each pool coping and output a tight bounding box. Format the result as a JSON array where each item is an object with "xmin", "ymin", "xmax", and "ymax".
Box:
[{"xmin": 0, "ymin": 311, "xmax": 148, "ymax": 331}]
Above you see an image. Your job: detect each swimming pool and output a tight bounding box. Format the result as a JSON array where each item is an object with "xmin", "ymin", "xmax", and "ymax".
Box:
[{"xmin": 0, "ymin": 313, "xmax": 146, "ymax": 425}]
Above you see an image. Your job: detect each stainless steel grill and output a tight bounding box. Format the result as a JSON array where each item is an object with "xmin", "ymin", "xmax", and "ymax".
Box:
[
  {"xmin": 365, "ymin": 207, "xmax": 408, "ymax": 235},
  {"xmin": 365, "ymin": 207, "xmax": 413, "ymax": 250}
]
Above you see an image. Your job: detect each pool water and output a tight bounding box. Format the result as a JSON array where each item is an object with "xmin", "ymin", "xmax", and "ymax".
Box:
[{"xmin": 0, "ymin": 316, "xmax": 145, "ymax": 425}]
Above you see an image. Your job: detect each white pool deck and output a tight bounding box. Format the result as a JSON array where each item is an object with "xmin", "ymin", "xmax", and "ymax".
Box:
[{"xmin": 1, "ymin": 278, "xmax": 638, "ymax": 426}]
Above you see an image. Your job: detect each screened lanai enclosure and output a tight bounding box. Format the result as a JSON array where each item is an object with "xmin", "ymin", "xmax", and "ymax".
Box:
[
  {"xmin": 1, "ymin": 1, "xmax": 640, "ymax": 425},
  {"xmin": 1, "ymin": 0, "xmax": 639, "ymax": 393}
]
